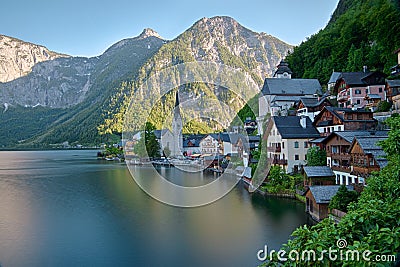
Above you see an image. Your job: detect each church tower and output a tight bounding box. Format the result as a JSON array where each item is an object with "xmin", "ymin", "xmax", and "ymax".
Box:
[
  {"xmin": 273, "ymin": 60, "xmax": 292, "ymax": 79},
  {"xmin": 172, "ymin": 90, "xmax": 183, "ymax": 157}
]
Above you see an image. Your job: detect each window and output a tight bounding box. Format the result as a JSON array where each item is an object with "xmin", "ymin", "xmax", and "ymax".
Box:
[
  {"xmin": 365, "ymin": 89, "xmax": 369, "ymax": 94},
  {"xmin": 282, "ymin": 142, "xmax": 285, "ymax": 149},
  {"xmin": 295, "ymin": 154, "xmax": 299, "ymax": 160},
  {"xmin": 294, "ymin": 141, "xmax": 299, "ymax": 148},
  {"xmin": 357, "ymin": 114, "xmax": 362, "ymax": 120},
  {"xmin": 357, "ymin": 100, "xmax": 361, "ymax": 104},
  {"xmin": 355, "ymin": 89, "xmax": 361, "ymax": 94},
  {"xmin": 347, "ymin": 114, "xmax": 353, "ymax": 120},
  {"xmin": 379, "ymin": 87, "xmax": 383, "ymax": 93},
  {"xmin": 305, "ymin": 154, "xmax": 307, "ymax": 160},
  {"xmin": 304, "ymin": 141, "xmax": 308, "ymax": 148}
]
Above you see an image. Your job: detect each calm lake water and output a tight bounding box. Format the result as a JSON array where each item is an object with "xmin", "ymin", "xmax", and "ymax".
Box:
[{"xmin": 0, "ymin": 150, "xmax": 311, "ymax": 267}]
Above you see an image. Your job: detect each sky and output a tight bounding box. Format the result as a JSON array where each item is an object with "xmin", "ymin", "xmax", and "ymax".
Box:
[{"xmin": 1, "ymin": 0, "xmax": 339, "ymax": 57}]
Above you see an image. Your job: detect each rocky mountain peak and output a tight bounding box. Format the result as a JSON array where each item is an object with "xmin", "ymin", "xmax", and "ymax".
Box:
[
  {"xmin": 138, "ymin": 28, "xmax": 162, "ymax": 39},
  {"xmin": 0, "ymin": 35, "xmax": 68, "ymax": 83}
]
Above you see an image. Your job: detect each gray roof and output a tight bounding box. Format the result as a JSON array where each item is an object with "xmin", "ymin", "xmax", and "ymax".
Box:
[
  {"xmin": 303, "ymin": 166, "xmax": 335, "ymax": 178},
  {"xmin": 183, "ymin": 134, "xmax": 206, "ymax": 148},
  {"xmin": 337, "ymin": 71, "xmax": 386, "ymax": 86},
  {"xmin": 298, "ymin": 96, "xmax": 331, "ymax": 108},
  {"xmin": 331, "ymin": 130, "xmax": 389, "ymax": 143},
  {"xmin": 272, "ymin": 95, "xmax": 302, "ymax": 102},
  {"xmin": 273, "ymin": 116, "xmax": 320, "ymax": 139},
  {"xmin": 308, "ymin": 185, "xmax": 354, "ymax": 204},
  {"xmin": 352, "ymin": 136, "xmax": 388, "ymax": 168},
  {"xmin": 328, "ymin": 71, "xmax": 342, "ymax": 84},
  {"xmin": 386, "ymin": 79, "xmax": 400, "ymax": 87},
  {"xmin": 261, "ymin": 78, "xmax": 322, "ymax": 96}
]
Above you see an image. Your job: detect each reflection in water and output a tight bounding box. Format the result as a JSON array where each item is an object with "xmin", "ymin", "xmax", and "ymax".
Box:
[{"xmin": 0, "ymin": 150, "xmax": 310, "ymax": 267}]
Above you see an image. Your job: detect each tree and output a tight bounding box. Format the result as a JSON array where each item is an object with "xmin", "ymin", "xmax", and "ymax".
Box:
[
  {"xmin": 306, "ymin": 146, "xmax": 327, "ymax": 166},
  {"xmin": 376, "ymin": 100, "xmax": 392, "ymax": 112},
  {"xmin": 329, "ymin": 185, "xmax": 359, "ymax": 212},
  {"xmin": 133, "ymin": 122, "xmax": 161, "ymax": 159},
  {"xmin": 265, "ymin": 166, "xmax": 293, "ymax": 193}
]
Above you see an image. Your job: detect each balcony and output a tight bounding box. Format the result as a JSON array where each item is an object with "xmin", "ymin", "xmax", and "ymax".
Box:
[
  {"xmin": 272, "ymin": 159, "xmax": 288, "ymax": 165},
  {"xmin": 330, "ymin": 153, "xmax": 351, "ymax": 161},
  {"xmin": 267, "ymin": 146, "xmax": 281, "ymax": 153},
  {"xmin": 331, "ymin": 165, "xmax": 351, "ymax": 173},
  {"xmin": 337, "ymin": 94, "xmax": 349, "ymax": 102},
  {"xmin": 352, "ymin": 165, "xmax": 380, "ymax": 175}
]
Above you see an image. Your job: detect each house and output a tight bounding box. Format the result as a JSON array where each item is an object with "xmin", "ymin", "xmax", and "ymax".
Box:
[
  {"xmin": 349, "ymin": 136, "xmax": 388, "ymax": 183},
  {"xmin": 199, "ymin": 134, "xmax": 220, "ymax": 155},
  {"xmin": 304, "ymin": 185, "xmax": 354, "ymax": 221},
  {"xmin": 296, "ymin": 95, "xmax": 332, "ymax": 122},
  {"xmin": 199, "ymin": 133, "xmax": 242, "ymax": 156},
  {"xmin": 364, "ymin": 94, "xmax": 382, "ymax": 112},
  {"xmin": 266, "ymin": 116, "xmax": 320, "ymax": 174},
  {"xmin": 327, "ymin": 71, "xmax": 342, "ymax": 94},
  {"xmin": 258, "ymin": 61, "xmax": 322, "ymax": 134},
  {"xmin": 313, "ymin": 106, "xmax": 377, "ymax": 136},
  {"xmin": 303, "ymin": 166, "xmax": 335, "ymax": 187},
  {"xmin": 332, "ymin": 69, "xmax": 387, "ymax": 109},
  {"xmin": 385, "ymin": 79, "xmax": 400, "ymax": 104},
  {"xmin": 183, "ymin": 134, "xmax": 205, "ymax": 156},
  {"xmin": 322, "ymin": 131, "xmax": 388, "ymax": 185},
  {"xmin": 390, "ymin": 48, "xmax": 400, "ymax": 76}
]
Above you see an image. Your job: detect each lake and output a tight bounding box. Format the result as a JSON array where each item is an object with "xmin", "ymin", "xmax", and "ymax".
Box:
[{"xmin": 0, "ymin": 150, "xmax": 311, "ymax": 267}]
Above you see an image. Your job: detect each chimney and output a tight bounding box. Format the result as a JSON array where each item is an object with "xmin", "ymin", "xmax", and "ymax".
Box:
[
  {"xmin": 300, "ymin": 115, "xmax": 307, "ymax": 129},
  {"xmin": 363, "ymin": 66, "xmax": 368, "ymax": 73}
]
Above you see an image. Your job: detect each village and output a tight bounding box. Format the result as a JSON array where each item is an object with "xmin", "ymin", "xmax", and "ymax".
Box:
[{"xmin": 123, "ymin": 48, "xmax": 400, "ymax": 223}]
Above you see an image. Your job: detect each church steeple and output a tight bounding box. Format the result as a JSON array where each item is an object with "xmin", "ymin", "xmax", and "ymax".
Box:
[
  {"xmin": 273, "ymin": 60, "xmax": 292, "ymax": 79},
  {"xmin": 172, "ymin": 90, "xmax": 183, "ymax": 157}
]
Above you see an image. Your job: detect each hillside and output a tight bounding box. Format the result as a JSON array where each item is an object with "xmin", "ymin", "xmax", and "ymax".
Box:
[{"xmin": 286, "ymin": 0, "xmax": 400, "ymax": 85}]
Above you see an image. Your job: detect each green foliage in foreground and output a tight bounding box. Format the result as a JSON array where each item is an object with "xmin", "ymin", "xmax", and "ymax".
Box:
[{"xmin": 262, "ymin": 115, "xmax": 400, "ymax": 266}]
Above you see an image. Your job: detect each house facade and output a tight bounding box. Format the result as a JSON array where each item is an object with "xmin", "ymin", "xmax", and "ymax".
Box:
[
  {"xmin": 296, "ymin": 95, "xmax": 332, "ymax": 122},
  {"xmin": 349, "ymin": 136, "xmax": 388, "ymax": 182},
  {"xmin": 313, "ymin": 106, "xmax": 376, "ymax": 136},
  {"xmin": 305, "ymin": 185, "xmax": 354, "ymax": 221},
  {"xmin": 332, "ymin": 70, "xmax": 387, "ymax": 109},
  {"xmin": 266, "ymin": 116, "xmax": 320, "ymax": 174}
]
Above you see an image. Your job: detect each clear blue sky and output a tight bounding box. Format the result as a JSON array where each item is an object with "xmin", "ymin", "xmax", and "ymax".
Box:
[{"xmin": 1, "ymin": 0, "xmax": 339, "ymax": 57}]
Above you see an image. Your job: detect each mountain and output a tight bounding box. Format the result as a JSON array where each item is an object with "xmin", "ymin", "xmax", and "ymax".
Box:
[
  {"xmin": 0, "ymin": 29, "xmax": 165, "ymax": 147},
  {"xmin": 98, "ymin": 16, "xmax": 292, "ymax": 135},
  {"xmin": 0, "ymin": 35, "xmax": 68, "ymax": 83},
  {"xmin": 286, "ymin": 0, "xmax": 400, "ymax": 85},
  {"xmin": 0, "ymin": 17, "xmax": 291, "ymax": 148}
]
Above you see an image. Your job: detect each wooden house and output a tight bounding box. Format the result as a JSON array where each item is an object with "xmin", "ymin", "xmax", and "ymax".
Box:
[
  {"xmin": 349, "ymin": 136, "xmax": 388, "ymax": 182},
  {"xmin": 313, "ymin": 106, "xmax": 377, "ymax": 136},
  {"xmin": 304, "ymin": 185, "xmax": 354, "ymax": 221}
]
